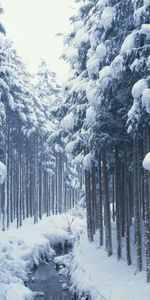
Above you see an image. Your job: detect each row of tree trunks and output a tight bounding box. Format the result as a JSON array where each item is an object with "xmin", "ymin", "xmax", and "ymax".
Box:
[
  {"xmin": 0, "ymin": 116, "xmax": 77, "ymax": 230},
  {"xmin": 84, "ymin": 129, "xmax": 150, "ymax": 281}
]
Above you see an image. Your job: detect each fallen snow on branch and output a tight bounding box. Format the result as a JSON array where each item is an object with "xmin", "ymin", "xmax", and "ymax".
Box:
[
  {"xmin": 0, "ymin": 161, "xmax": 6, "ymax": 184},
  {"xmin": 143, "ymin": 152, "xmax": 150, "ymax": 171}
]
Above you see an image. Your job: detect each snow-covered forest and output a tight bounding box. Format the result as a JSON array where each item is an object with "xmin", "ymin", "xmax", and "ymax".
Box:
[{"xmin": 0, "ymin": 0, "xmax": 150, "ymax": 299}]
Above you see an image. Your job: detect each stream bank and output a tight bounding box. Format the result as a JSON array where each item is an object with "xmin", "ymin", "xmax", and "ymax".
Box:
[
  {"xmin": 26, "ymin": 243, "xmax": 73, "ymax": 300},
  {"xmin": 0, "ymin": 209, "xmax": 86, "ymax": 300}
]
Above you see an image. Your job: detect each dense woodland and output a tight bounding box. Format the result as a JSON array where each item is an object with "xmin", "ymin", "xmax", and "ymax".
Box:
[
  {"xmin": 0, "ymin": 4, "xmax": 79, "ymax": 230},
  {"xmin": 0, "ymin": 0, "xmax": 150, "ymax": 284},
  {"xmin": 62, "ymin": 0, "xmax": 150, "ymax": 282}
]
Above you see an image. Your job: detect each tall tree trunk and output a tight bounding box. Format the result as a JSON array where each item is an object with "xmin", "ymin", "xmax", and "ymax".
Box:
[
  {"xmin": 101, "ymin": 148, "xmax": 112, "ymax": 257},
  {"xmin": 133, "ymin": 134, "xmax": 142, "ymax": 272},
  {"xmin": 6, "ymin": 110, "xmax": 10, "ymax": 228},
  {"xmin": 124, "ymin": 152, "xmax": 131, "ymax": 266},
  {"xmin": 115, "ymin": 148, "xmax": 122, "ymax": 259},
  {"xmin": 85, "ymin": 167, "xmax": 93, "ymax": 242},
  {"xmin": 1, "ymin": 182, "xmax": 5, "ymax": 231},
  {"xmin": 19, "ymin": 123, "xmax": 22, "ymax": 227},
  {"xmin": 112, "ymin": 174, "xmax": 115, "ymax": 222},
  {"xmin": 98, "ymin": 152, "xmax": 103, "ymax": 246},
  {"xmin": 91, "ymin": 162, "xmax": 96, "ymax": 234},
  {"xmin": 143, "ymin": 127, "xmax": 150, "ymax": 282}
]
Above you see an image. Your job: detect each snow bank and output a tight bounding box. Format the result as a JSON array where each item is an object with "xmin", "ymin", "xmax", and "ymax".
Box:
[
  {"xmin": 5, "ymin": 283, "xmax": 33, "ymax": 300},
  {"xmin": 0, "ymin": 208, "xmax": 85, "ymax": 300},
  {"xmin": 70, "ymin": 234, "xmax": 150, "ymax": 300}
]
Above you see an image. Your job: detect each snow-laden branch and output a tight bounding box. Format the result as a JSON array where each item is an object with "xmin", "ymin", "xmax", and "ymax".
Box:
[
  {"xmin": 143, "ymin": 153, "xmax": 150, "ymax": 171},
  {"xmin": 0, "ymin": 161, "xmax": 6, "ymax": 184}
]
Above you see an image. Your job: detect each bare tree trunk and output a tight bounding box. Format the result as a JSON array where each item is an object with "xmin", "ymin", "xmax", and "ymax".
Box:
[
  {"xmin": 91, "ymin": 162, "xmax": 96, "ymax": 234},
  {"xmin": 85, "ymin": 167, "xmax": 93, "ymax": 242},
  {"xmin": 19, "ymin": 123, "xmax": 22, "ymax": 227},
  {"xmin": 39, "ymin": 160, "xmax": 42, "ymax": 220},
  {"xmin": 6, "ymin": 110, "xmax": 10, "ymax": 228},
  {"xmin": 52, "ymin": 175, "xmax": 55, "ymax": 215},
  {"xmin": 133, "ymin": 134, "xmax": 142, "ymax": 272},
  {"xmin": 98, "ymin": 152, "xmax": 103, "ymax": 246},
  {"xmin": 115, "ymin": 148, "xmax": 122, "ymax": 259},
  {"xmin": 143, "ymin": 127, "xmax": 150, "ymax": 281},
  {"xmin": 124, "ymin": 152, "xmax": 131, "ymax": 266},
  {"xmin": 101, "ymin": 148, "xmax": 112, "ymax": 257},
  {"xmin": 1, "ymin": 182, "xmax": 5, "ymax": 231},
  {"xmin": 112, "ymin": 174, "xmax": 115, "ymax": 222},
  {"xmin": 55, "ymin": 153, "xmax": 58, "ymax": 214}
]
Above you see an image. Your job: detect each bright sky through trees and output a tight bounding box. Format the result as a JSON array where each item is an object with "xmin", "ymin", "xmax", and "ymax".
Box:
[{"xmin": 1, "ymin": 0, "xmax": 74, "ymax": 81}]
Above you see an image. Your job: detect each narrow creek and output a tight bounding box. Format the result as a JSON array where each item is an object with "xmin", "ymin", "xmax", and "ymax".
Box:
[{"xmin": 27, "ymin": 245, "xmax": 73, "ymax": 300}]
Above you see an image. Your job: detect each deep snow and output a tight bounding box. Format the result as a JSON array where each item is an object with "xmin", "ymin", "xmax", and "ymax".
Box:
[
  {"xmin": 0, "ymin": 208, "xmax": 85, "ymax": 300},
  {"xmin": 70, "ymin": 232, "xmax": 150, "ymax": 300},
  {"xmin": 1, "ymin": 208, "xmax": 150, "ymax": 300}
]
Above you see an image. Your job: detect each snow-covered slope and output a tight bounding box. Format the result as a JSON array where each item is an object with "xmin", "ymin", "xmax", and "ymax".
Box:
[{"xmin": 70, "ymin": 233, "xmax": 150, "ymax": 300}]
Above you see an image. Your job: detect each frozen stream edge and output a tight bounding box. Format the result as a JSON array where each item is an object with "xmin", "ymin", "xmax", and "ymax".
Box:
[
  {"xmin": 27, "ymin": 243, "xmax": 73, "ymax": 300},
  {"xmin": 0, "ymin": 209, "xmax": 85, "ymax": 300}
]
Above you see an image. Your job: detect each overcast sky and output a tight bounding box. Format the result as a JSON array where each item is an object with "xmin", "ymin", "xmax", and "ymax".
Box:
[{"xmin": 1, "ymin": 0, "xmax": 74, "ymax": 81}]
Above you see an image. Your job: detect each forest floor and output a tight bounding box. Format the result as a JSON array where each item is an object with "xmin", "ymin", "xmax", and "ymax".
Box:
[
  {"xmin": 70, "ymin": 231, "xmax": 150, "ymax": 300},
  {"xmin": 0, "ymin": 209, "xmax": 150, "ymax": 300}
]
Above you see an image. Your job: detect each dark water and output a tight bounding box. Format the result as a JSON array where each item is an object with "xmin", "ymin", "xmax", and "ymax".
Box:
[{"xmin": 27, "ymin": 259, "xmax": 72, "ymax": 300}]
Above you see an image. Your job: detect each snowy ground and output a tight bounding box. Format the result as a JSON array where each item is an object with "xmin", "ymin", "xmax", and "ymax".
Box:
[
  {"xmin": 1, "ymin": 208, "xmax": 150, "ymax": 300},
  {"xmin": 70, "ymin": 232, "xmax": 150, "ymax": 300},
  {"xmin": 0, "ymin": 208, "xmax": 85, "ymax": 300}
]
